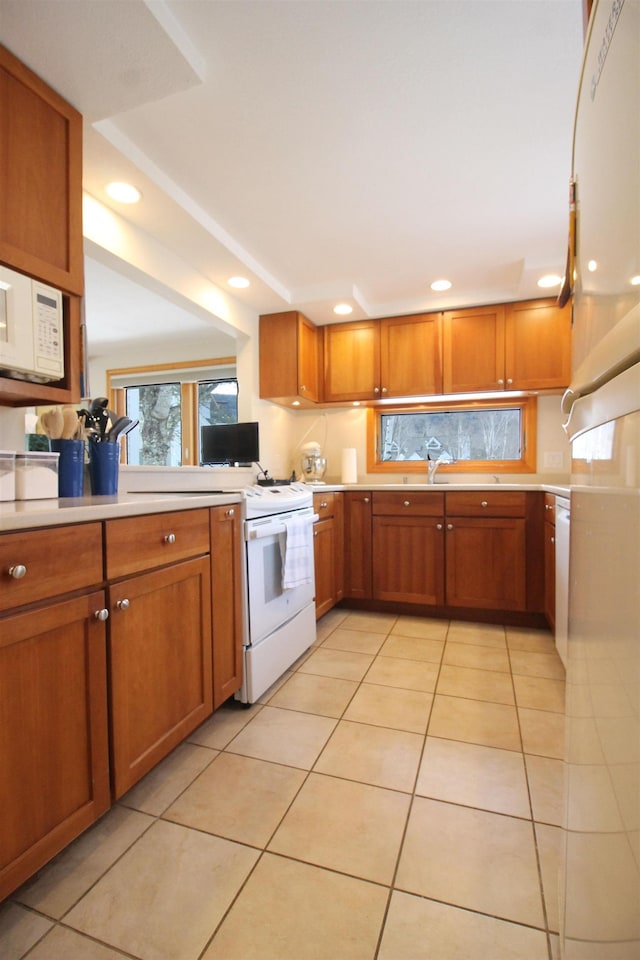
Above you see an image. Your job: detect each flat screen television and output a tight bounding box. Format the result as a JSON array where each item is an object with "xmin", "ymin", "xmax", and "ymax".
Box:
[{"xmin": 200, "ymin": 421, "xmax": 259, "ymax": 466}]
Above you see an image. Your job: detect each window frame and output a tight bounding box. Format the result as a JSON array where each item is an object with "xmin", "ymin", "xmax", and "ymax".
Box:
[
  {"xmin": 367, "ymin": 396, "xmax": 537, "ymax": 475},
  {"xmin": 107, "ymin": 357, "xmax": 236, "ymax": 466}
]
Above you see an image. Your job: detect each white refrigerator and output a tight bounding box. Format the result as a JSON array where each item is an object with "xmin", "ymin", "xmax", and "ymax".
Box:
[{"xmin": 560, "ymin": 1, "xmax": 640, "ymax": 957}]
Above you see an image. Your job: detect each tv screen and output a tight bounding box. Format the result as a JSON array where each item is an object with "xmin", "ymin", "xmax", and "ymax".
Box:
[{"xmin": 200, "ymin": 421, "xmax": 259, "ymax": 466}]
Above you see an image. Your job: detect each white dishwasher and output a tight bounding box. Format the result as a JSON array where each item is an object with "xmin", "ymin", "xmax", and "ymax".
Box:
[{"xmin": 554, "ymin": 496, "xmax": 570, "ymax": 668}]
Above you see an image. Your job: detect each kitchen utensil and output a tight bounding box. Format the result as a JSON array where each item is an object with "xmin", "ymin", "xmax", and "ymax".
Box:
[
  {"xmin": 61, "ymin": 406, "xmax": 80, "ymax": 439},
  {"xmin": 41, "ymin": 408, "xmax": 64, "ymax": 439},
  {"xmin": 89, "ymin": 397, "xmax": 109, "ymax": 415},
  {"xmin": 107, "ymin": 416, "xmax": 132, "ymax": 442}
]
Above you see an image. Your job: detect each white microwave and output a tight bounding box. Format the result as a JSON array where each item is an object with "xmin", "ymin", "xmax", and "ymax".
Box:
[{"xmin": 0, "ymin": 265, "xmax": 64, "ymax": 383}]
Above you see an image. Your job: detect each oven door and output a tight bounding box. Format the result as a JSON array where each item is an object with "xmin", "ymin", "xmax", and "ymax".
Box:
[{"xmin": 244, "ymin": 508, "xmax": 316, "ymax": 646}]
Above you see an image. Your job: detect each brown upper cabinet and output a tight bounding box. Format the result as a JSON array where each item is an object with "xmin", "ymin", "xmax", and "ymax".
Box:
[
  {"xmin": 443, "ymin": 298, "xmax": 571, "ymax": 394},
  {"xmin": 323, "ymin": 313, "xmax": 442, "ymax": 402},
  {"xmin": 0, "ymin": 44, "xmax": 84, "ymax": 408},
  {"xmin": 0, "ymin": 44, "xmax": 83, "ymax": 295},
  {"xmin": 261, "ymin": 298, "xmax": 570, "ymax": 408},
  {"xmin": 259, "ymin": 311, "xmax": 323, "ymax": 406}
]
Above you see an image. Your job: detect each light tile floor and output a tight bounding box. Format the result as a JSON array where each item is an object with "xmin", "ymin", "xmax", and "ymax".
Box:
[{"xmin": 2, "ymin": 610, "xmax": 566, "ymax": 960}]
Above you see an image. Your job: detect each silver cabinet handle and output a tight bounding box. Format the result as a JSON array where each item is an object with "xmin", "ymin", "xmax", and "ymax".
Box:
[
  {"xmin": 8, "ymin": 564, "xmax": 27, "ymax": 579},
  {"xmin": 447, "ymin": 523, "xmax": 454, "ymax": 530},
  {"xmin": 436, "ymin": 523, "xmax": 443, "ymax": 530},
  {"xmin": 226, "ymin": 508, "xmax": 235, "ymax": 517},
  {"xmin": 373, "ymin": 386, "xmax": 380, "ymax": 393},
  {"xmin": 481, "ymin": 500, "xmax": 488, "ymax": 507},
  {"xmin": 116, "ymin": 598, "xmax": 130, "ymax": 610},
  {"xmin": 381, "ymin": 387, "xmax": 388, "ymax": 394},
  {"xmin": 506, "ymin": 378, "xmax": 513, "ymax": 385},
  {"xmin": 164, "ymin": 533, "xmax": 176, "ymax": 544},
  {"xmin": 94, "ymin": 608, "xmax": 109, "ymax": 621},
  {"xmin": 320, "ymin": 501, "xmax": 328, "ymax": 509},
  {"xmin": 403, "ymin": 500, "xmax": 411, "ymax": 507},
  {"xmin": 314, "ymin": 530, "xmax": 318, "ymax": 537},
  {"xmin": 363, "ymin": 497, "xmax": 370, "ymax": 503}
]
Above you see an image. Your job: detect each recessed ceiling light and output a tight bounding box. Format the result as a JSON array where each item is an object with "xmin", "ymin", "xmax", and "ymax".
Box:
[
  {"xmin": 538, "ymin": 274, "xmax": 563, "ymax": 288},
  {"xmin": 631, "ymin": 275, "xmax": 640, "ymax": 286},
  {"xmin": 333, "ymin": 303, "xmax": 353, "ymax": 315},
  {"xmin": 430, "ymin": 279, "xmax": 452, "ymax": 292},
  {"xmin": 105, "ymin": 181, "xmax": 141, "ymax": 204},
  {"xmin": 587, "ymin": 260, "xmax": 598, "ymax": 272},
  {"xmin": 228, "ymin": 276, "xmax": 250, "ymax": 289}
]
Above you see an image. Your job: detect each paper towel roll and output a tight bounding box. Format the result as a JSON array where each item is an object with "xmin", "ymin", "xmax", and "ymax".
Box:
[{"xmin": 341, "ymin": 448, "xmax": 357, "ymax": 484}]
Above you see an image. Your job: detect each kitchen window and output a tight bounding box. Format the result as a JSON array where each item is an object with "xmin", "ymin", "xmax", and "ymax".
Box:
[
  {"xmin": 367, "ymin": 397, "xmax": 537, "ymax": 474},
  {"xmin": 107, "ymin": 358, "xmax": 237, "ymax": 466}
]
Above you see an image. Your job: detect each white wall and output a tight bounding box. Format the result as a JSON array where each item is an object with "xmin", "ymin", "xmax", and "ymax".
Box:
[{"xmin": 285, "ymin": 394, "xmax": 571, "ymax": 484}]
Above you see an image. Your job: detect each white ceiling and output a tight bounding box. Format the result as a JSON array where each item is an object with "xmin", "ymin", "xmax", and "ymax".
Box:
[{"xmin": 1, "ymin": 0, "xmax": 584, "ymax": 353}]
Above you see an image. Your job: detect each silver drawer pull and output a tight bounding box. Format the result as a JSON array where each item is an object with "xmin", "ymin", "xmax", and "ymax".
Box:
[
  {"xmin": 164, "ymin": 533, "xmax": 176, "ymax": 544},
  {"xmin": 8, "ymin": 564, "xmax": 27, "ymax": 579},
  {"xmin": 436, "ymin": 523, "xmax": 443, "ymax": 530},
  {"xmin": 481, "ymin": 500, "xmax": 488, "ymax": 508},
  {"xmin": 226, "ymin": 508, "xmax": 235, "ymax": 517},
  {"xmin": 403, "ymin": 500, "xmax": 411, "ymax": 507},
  {"xmin": 363, "ymin": 497, "xmax": 370, "ymax": 503},
  {"xmin": 447, "ymin": 523, "xmax": 454, "ymax": 530},
  {"xmin": 116, "ymin": 598, "xmax": 130, "ymax": 610},
  {"xmin": 314, "ymin": 530, "xmax": 318, "ymax": 537},
  {"xmin": 94, "ymin": 608, "xmax": 109, "ymax": 621}
]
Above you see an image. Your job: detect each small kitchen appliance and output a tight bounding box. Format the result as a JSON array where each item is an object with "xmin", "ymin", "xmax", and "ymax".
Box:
[{"xmin": 300, "ymin": 441, "xmax": 327, "ymax": 484}]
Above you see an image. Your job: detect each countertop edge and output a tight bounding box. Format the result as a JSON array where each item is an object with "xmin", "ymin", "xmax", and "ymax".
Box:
[
  {"xmin": 0, "ymin": 483, "xmax": 572, "ymax": 533},
  {"xmin": 0, "ymin": 492, "xmax": 242, "ymax": 532}
]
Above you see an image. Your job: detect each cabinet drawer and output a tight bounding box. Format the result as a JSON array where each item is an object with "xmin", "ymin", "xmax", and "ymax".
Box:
[
  {"xmin": 313, "ymin": 491, "xmax": 337, "ymax": 519},
  {"xmin": 105, "ymin": 509, "xmax": 210, "ymax": 580},
  {"xmin": 445, "ymin": 492, "xmax": 527, "ymax": 517},
  {"xmin": 0, "ymin": 523, "xmax": 103, "ymax": 612},
  {"xmin": 372, "ymin": 491, "xmax": 444, "ymax": 517},
  {"xmin": 544, "ymin": 493, "xmax": 556, "ymax": 522}
]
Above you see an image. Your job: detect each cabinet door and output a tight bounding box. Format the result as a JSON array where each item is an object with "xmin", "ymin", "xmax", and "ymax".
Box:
[
  {"xmin": 544, "ymin": 519, "xmax": 556, "ymax": 630},
  {"xmin": 379, "ymin": 314, "xmax": 442, "ymax": 397},
  {"xmin": 445, "ymin": 517, "xmax": 527, "ymax": 610},
  {"xmin": 298, "ymin": 313, "xmax": 322, "ymax": 402},
  {"xmin": 333, "ymin": 493, "xmax": 344, "ymax": 603},
  {"xmin": 373, "ymin": 516, "xmax": 444, "ymax": 605},
  {"xmin": 442, "ymin": 305, "xmax": 506, "ymax": 393},
  {"xmin": 313, "ymin": 516, "xmax": 336, "ymax": 619},
  {"xmin": 323, "ymin": 321, "xmax": 380, "ymax": 402},
  {"xmin": 109, "ymin": 556, "xmax": 213, "ymax": 798},
  {"xmin": 0, "ymin": 590, "xmax": 110, "ymax": 901},
  {"xmin": 505, "ymin": 299, "xmax": 572, "ymax": 390},
  {"xmin": 210, "ymin": 505, "xmax": 244, "ymax": 709},
  {"xmin": 259, "ymin": 311, "xmax": 321, "ymax": 405},
  {"xmin": 343, "ymin": 492, "xmax": 372, "ymax": 599},
  {"xmin": 0, "ymin": 45, "xmax": 83, "ymax": 294}
]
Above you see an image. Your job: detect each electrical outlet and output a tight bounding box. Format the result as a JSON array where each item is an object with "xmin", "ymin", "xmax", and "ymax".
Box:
[{"xmin": 543, "ymin": 451, "xmax": 564, "ymax": 469}]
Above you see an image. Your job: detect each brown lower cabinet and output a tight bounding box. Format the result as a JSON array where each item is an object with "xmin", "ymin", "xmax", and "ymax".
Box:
[
  {"xmin": 313, "ymin": 493, "xmax": 345, "ymax": 618},
  {"xmin": 344, "ymin": 490, "xmax": 544, "ymax": 619},
  {"xmin": 210, "ymin": 504, "xmax": 244, "ymax": 709},
  {"xmin": 0, "ymin": 502, "xmax": 244, "ymax": 901},
  {"xmin": 0, "ymin": 589, "xmax": 111, "ymax": 901},
  {"xmin": 108, "ymin": 555, "xmax": 213, "ymax": 798}
]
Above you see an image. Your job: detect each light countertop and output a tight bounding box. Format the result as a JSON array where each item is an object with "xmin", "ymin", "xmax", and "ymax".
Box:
[
  {"xmin": 0, "ymin": 490, "xmax": 242, "ymax": 532},
  {"xmin": 0, "ymin": 482, "xmax": 571, "ymax": 533}
]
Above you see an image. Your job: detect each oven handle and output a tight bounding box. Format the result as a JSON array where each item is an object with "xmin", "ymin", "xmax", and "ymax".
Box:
[{"xmin": 245, "ymin": 513, "xmax": 319, "ymax": 541}]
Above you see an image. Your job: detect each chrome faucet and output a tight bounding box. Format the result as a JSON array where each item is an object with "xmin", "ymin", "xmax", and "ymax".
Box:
[{"xmin": 427, "ymin": 455, "xmax": 444, "ymax": 485}]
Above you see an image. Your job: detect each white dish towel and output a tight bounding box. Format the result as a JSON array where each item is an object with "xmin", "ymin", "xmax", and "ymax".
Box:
[{"xmin": 279, "ymin": 515, "xmax": 314, "ymax": 589}]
